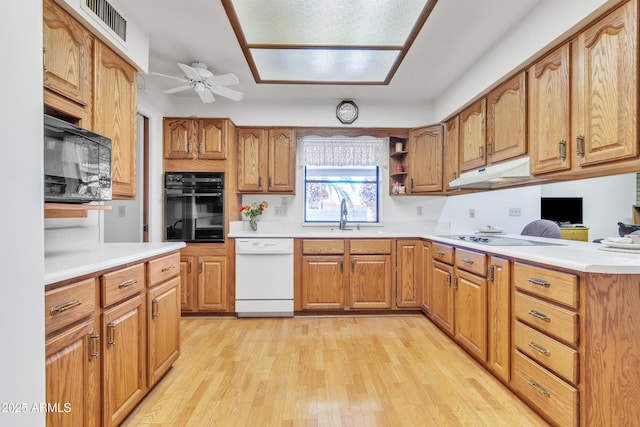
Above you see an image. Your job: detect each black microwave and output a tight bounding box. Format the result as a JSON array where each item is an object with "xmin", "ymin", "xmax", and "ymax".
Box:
[{"xmin": 44, "ymin": 114, "xmax": 112, "ymax": 203}]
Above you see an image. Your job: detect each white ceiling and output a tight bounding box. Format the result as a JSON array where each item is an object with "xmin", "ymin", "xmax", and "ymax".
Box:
[{"xmin": 116, "ymin": 0, "xmax": 542, "ymax": 105}]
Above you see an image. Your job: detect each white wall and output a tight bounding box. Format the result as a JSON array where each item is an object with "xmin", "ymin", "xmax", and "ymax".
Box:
[{"xmin": 1, "ymin": 2, "xmax": 46, "ymax": 425}]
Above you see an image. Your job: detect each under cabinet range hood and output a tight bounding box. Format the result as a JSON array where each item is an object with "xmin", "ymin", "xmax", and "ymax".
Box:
[{"xmin": 449, "ymin": 157, "xmax": 548, "ymax": 189}]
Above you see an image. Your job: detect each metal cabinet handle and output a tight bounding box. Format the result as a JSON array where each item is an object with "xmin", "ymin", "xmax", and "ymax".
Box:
[
  {"xmin": 453, "ymin": 276, "xmax": 458, "ymax": 290},
  {"xmin": 161, "ymin": 264, "xmax": 175, "ymax": 273},
  {"xmin": 199, "ymin": 262, "xmax": 203, "ymax": 274},
  {"xmin": 152, "ymin": 298, "xmax": 159, "ymax": 319},
  {"xmin": 199, "ymin": 142, "xmax": 204, "ymax": 155},
  {"xmin": 89, "ymin": 332, "xmax": 100, "ymax": 359},
  {"xmin": 107, "ymin": 322, "xmax": 116, "ymax": 346},
  {"xmin": 410, "ymin": 178, "xmax": 414, "ymax": 190},
  {"xmin": 528, "ymin": 277, "xmax": 550, "ymax": 288},
  {"xmin": 487, "ymin": 143, "xmax": 493, "ymax": 156},
  {"xmin": 528, "ymin": 309, "xmax": 551, "ymax": 322},
  {"xmin": 339, "ymin": 261, "xmax": 343, "ymax": 273},
  {"xmin": 528, "ymin": 341, "xmax": 550, "ymax": 356},
  {"xmin": 452, "ymin": 171, "xmax": 457, "ymax": 180},
  {"xmin": 50, "ymin": 299, "xmax": 81, "ymax": 315},
  {"xmin": 528, "ymin": 380, "xmax": 551, "ymax": 398},
  {"xmin": 187, "ymin": 261, "xmax": 192, "ymax": 274},
  {"xmin": 269, "ymin": 176, "xmax": 273, "ymax": 188},
  {"xmin": 446, "ymin": 272, "xmax": 452, "ymax": 287},
  {"xmin": 351, "ymin": 260, "xmax": 355, "ymax": 272},
  {"xmin": 576, "ymin": 135, "xmax": 585, "ymax": 157},
  {"xmin": 558, "ymin": 140, "xmax": 567, "ymax": 160},
  {"xmin": 436, "ymin": 250, "xmax": 446, "ymax": 256},
  {"xmin": 43, "ymin": 48, "xmax": 47, "ymax": 71},
  {"xmin": 488, "ymin": 264, "xmax": 495, "ymax": 282},
  {"xmin": 479, "ymin": 146, "xmax": 484, "ymax": 158},
  {"xmin": 258, "ymin": 176, "xmax": 263, "ymax": 189},
  {"xmin": 462, "ymin": 257, "xmax": 474, "ymax": 264},
  {"xmin": 118, "ymin": 278, "xmax": 137, "ymax": 289}
]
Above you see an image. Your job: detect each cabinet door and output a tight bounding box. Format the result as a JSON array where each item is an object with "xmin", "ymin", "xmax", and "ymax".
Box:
[
  {"xmin": 180, "ymin": 256, "xmax": 195, "ymax": 311},
  {"xmin": 197, "ymin": 256, "xmax": 229, "ymax": 311},
  {"xmin": 454, "ymin": 269, "xmax": 487, "ymax": 362},
  {"xmin": 443, "ymin": 116, "xmax": 460, "ymax": 191},
  {"xmin": 421, "ymin": 242, "xmax": 432, "ymax": 313},
  {"xmin": 459, "ymin": 98, "xmax": 487, "ymax": 172},
  {"xmin": 268, "ymin": 129, "xmax": 296, "ymax": 192},
  {"xmin": 103, "ymin": 293, "xmax": 146, "ymax": 427},
  {"xmin": 238, "ymin": 128, "xmax": 268, "ymax": 192},
  {"xmin": 487, "ymin": 256, "xmax": 510, "ymax": 383},
  {"xmin": 407, "ymin": 125, "xmax": 443, "ymax": 193},
  {"xmin": 43, "ymin": 0, "xmax": 93, "ymax": 108},
  {"xmin": 431, "ymin": 260, "xmax": 454, "ymax": 335},
  {"xmin": 529, "ymin": 44, "xmax": 571, "ymax": 174},
  {"xmin": 94, "ymin": 41, "xmax": 138, "ymax": 200},
  {"xmin": 164, "ymin": 118, "xmax": 194, "ymax": 159},
  {"xmin": 46, "ymin": 319, "xmax": 100, "ymax": 427},
  {"xmin": 301, "ymin": 256, "xmax": 345, "ymax": 310},
  {"xmin": 198, "ymin": 119, "xmax": 227, "ymax": 159},
  {"xmin": 148, "ymin": 277, "xmax": 181, "ymax": 387},
  {"xmin": 350, "ymin": 255, "xmax": 392, "ymax": 309},
  {"xmin": 396, "ymin": 240, "xmax": 422, "ymax": 308},
  {"xmin": 486, "ymin": 72, "xmax": 527, "ymax": 164},
  {"xmin": 572, "ymin": 1, "xmax": 638, "ymax": 166}
]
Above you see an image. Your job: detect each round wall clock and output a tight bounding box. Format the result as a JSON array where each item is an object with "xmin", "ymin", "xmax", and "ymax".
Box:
[{"xmin": 336, "ymin": 100, "xmax": 358, "ymax": 124}]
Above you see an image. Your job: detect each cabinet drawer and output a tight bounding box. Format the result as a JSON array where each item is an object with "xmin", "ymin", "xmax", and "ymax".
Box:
[
  {"xmin": 512, "ymin": 350, "xmax": 578, "ymax": 427},
  {"xmin": 101, "ymin": 263, "xmax": 145, "ymax": 307},
  {"xmin": 455, "ymin": 248, "xmax": 486, "ymax": 277},
  {"xmin": 514, "ymin": 262, "xmax": 578, "ymax": 308},
  {"xmin": 350, "ymin": 239, "xmax": 391, "ymax": 255},
  {"xmin": 45, "ymin": 278, "xmax": 97, "ymax": 335},
  {"xmin": 302, "ymin": 239, "xmax": 345, "ymax": 254},
  {"xmin": 514, "ymin": 292, "xmax": 579, "ymax": 346},
  {"xmin": 147, "ymin": 252, "xmax": 180, "ymax": 287},
  {"xmin": 432, "ymin": 243, "xmax": 454, "ymax": 264},
  {"xmin": 514, "ymin": 320, "xmax": 579, "ymax": 384}
]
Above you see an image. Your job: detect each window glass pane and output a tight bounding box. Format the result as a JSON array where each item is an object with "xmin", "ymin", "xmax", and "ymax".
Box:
[{"xmin": 305, "ymin": 166, "xmax": 378, "ymax": 223}]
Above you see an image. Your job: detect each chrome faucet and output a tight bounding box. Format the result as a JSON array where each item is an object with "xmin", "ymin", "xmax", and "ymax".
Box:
[{"xmin": 339, "ymin": 198, "xmax": 348, "ymax": 230}]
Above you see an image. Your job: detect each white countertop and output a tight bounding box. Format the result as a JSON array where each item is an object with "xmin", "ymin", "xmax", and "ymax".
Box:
[
  {"xmin": 228, "ymin": 221, "xmax": 640, "ymax": 274},
  {"xmin": 45, "ymin": 242, "xmax": 186, "ymax": 286}
]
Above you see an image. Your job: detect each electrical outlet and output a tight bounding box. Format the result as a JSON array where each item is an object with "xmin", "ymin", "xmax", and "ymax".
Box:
[
  {"xmin": 416, "ymin": 206, "xmax": 423, "ymax": 216},
  {"xmin": 274, "ymin": 206, "xmax": 287, "ymax": 216},
  {"xmin": 509, "ymin": 207, "xmax": 522, "ymax": 216},
  {"xmin": 469, "ymin": 208, "xmax": 476, "ymax": 218}
]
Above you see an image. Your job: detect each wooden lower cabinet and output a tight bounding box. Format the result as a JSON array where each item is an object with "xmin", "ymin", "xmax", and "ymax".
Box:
[
  {"xmin": 431, "ymin": 259, "xmax": 455, "ymax": 335},
  {"xmin": 45, "ymin": 319, "xmax": 100, "ymax": 427},
  {"xmin": 453, "ymin": 269, "xmax": 487, "ymax": 361},
  {"xmin": 396, "ymin": 240, "xmax": 422, "ymax": 308},
  {"xmin": 301, "ymin": 255, "xmax": 346, "ymax": 309},
  {"xmin": 487, "ymin": 256, "xmax": 511, "ymax": 383},
  {"xmin": 102, "ymin": 293, "xmax": 147, "ymax": 427},
  {"xmin": 180, "ymin": 244, "xmax": 232, "ymax": 313},
  {"xmin": 198, "ymin": 256, "xmax": 229, "ymax": 311},
  {"xmin": 420, "ymin": 241, "xmax": 432, "ymax": 313},
  {"xmin": 147, "ymin": 276, "xmax": 181, "ymax": 387},
  {"xmin": 350, "ymin": 255, "xmax": 392, "ymax": 309}
]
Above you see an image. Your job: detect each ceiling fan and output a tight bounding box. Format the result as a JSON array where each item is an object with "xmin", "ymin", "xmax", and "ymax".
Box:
[{"xmin": 151, "ymin": 61, "xmax": 243, "ymax": 103}]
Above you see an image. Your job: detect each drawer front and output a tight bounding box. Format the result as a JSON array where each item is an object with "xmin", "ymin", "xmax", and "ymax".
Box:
[
  {"xmin": 514, "ymin": 320, "xmax": 579, "ymax": 384},
  {"xmin": 455, "ymin": 248, "xmax": 486, "ymax": 277},
  {"xmin": 514, "ymin": 262, "xmax": 578, "ymax": 308},
  {"xmin": 45, "ymin": 277, "xmax": 96, "ymax": 335},
  {"xmin": 512, "ymin": 350, "xmax": 578, "ymax": 427},
  {"xmin": 147, "ymin": 252, "xmax": 180, "ymax": 287},
  {"xmin": 302, "ymin": 239, "xmax": 345, "ymax": 255},
  {"xmin": 350, "ymin": 239, "xmax": 392, "ymax": 255},
  {"xmin": 432, "ymin": 243, "xmax": 454, "ymax": 264},
  {"xmin": 101, "ymin": 263, "xmax": 145, "ymax": 307},
  {"xmin": 514, "ymin": 292, "xmax": 578, "ymax": 345}
]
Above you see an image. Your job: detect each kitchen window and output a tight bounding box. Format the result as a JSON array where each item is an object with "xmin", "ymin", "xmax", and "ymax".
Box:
[{"xmin": 302, "ymin": 136, "xmax": 383, "ymax": 224}]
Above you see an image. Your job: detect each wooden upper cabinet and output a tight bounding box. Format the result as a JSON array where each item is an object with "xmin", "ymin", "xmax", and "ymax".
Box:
[
  {"xmin": 529, "ymin": 44, "xmax": 571, "ymax": 175},
  {"xmin": 93, "ymin": 41, "xmax": 137, "ymax": 200},
  {"xmin": 237, "ymin": 128, "xmax": 296, "ymax": 193},
  {"xmin": 571, "ymin": 0, "xmax": 638, "ymax": 167},
  {"xmin": 43, "ymin": 0, "xmax": 93, "ymax": 108},
  {"xmin": 164, "ymin": 118, "xmax": 227, "ymax": 160},
  {"xmin": 459, "ymin": 98, "xmax": 487, "ymax": 172},
  {"xmin": 407, "ymin": 124, "xmax": 443, "ymax": 193},
  {"xmin": 443, "ymin": 116, "xmax": 460, "ymax": 191},
  {"xmin": 486, "ymin": 72, "xmax": 527, "ymax": 164}
]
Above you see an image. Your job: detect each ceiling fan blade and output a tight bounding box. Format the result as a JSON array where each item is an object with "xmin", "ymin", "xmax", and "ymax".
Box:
[
  {"xmin": 205, "ymin": 73, "xmax": 240, "ymax": 87},
  {"xmin": 163, "ymin": 85, "xmax": 193, "ymax": 94},
  {"xmin": 149, "ymin": 72, "xmax": 189, "ymax": 83},
  {"xmin": 194, "ymin": 83, "xmax": 215, "ymax": 103},
  {"xmin": 211, "ymin": 85, "xmax": 243, "ymax": 101},
  {"xmin": 177, "ymin": 62, "xmax": 201, "ymax": 81}
]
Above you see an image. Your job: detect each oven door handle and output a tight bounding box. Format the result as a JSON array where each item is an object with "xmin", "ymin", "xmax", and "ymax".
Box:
[{"xmin": 194, "ymin": 192, "xmax": 223, "ymax": 197}]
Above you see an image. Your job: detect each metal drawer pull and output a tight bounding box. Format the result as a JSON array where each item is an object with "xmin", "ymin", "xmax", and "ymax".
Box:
[
  {"xmin": 528, "ymin": 277, "xmax": 550, "ymax": 287},
  {"xmin": 436, "ymin": 250, "xmax": 446, "ymax": 256},
  {"xmin": 50, "ymin": 299, "xmax": 81, "ymax": 315},
  {"xmin": 528, "ymin": 341, "xmax": 551, "ymax": 356},
  {"xmin": 118, "ymin": 278, "xmax": 138, "ymax": 289},
  {"xmin": 462, "ymin": 257, "xmax": 474, "ymax": 264},
  {"xmin": 488, "ymin": 264, "xmax": 495, "ymax": 282},
  {"xmin": 446, "ymin": 272, "xmax": 452, "ymax": 287},
  {"xmin": 161, "ymin": 264, "xmax": 175, "ymax": 272},
  {"xmin": 152, "ymin": 298, "xmax": 159, "ymax": 319},
  {"xmin": 107, "ymin": 322, "xmax": 116, "ymax": 346},
  {"xmin": 528, "ymin": 380, "xmax": 551, "ymax": 398},
  {"xmin": 89, "ymin": 333, "xmax": 100, "ymax": 359},
  {"xmin": 529, "ymin": 309, "xmax": 551, "ymax": 322}
]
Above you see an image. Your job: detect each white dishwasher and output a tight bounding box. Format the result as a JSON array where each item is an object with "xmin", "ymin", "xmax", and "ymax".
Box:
[{"xmin": 235, "ymin": 238, "xmax": 294, "ymax": 317}]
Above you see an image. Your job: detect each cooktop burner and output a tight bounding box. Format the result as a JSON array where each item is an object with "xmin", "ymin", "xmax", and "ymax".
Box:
[{"xmin": 439, "ymin": 235, "xmax": 565, "ymax": 246}]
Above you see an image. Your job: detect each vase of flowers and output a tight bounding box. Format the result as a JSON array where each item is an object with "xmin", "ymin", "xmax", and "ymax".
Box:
[{"xmin": 240, "ymin": 201, "xmax": 269, "ymax": 231}]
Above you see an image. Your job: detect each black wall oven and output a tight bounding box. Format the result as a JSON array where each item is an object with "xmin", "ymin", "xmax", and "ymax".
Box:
[{"xmin": 165, "ymin": 172, "xmax": 225, "ymax": 242}]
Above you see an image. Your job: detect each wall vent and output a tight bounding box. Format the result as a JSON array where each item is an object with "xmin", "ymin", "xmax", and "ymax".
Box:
[{"xmin": 84, "ymin": 0, "xmax": 127, "ymax": 42}]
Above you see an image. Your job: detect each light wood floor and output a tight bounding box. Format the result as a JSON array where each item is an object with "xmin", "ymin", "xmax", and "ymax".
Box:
[{"xmin": 123, "ymin": 315, "xmax": 548, "ymax": 426}]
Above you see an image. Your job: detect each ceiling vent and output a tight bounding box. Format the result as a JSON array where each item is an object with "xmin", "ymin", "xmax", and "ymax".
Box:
[{"xmin": 84, "ymin": 0, "xmax": 127, "ymax": 42}]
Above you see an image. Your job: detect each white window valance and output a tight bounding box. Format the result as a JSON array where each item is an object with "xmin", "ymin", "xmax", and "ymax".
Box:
[{"xmin": 302, "ymin": 136, "xmax": 386, "ymax": 167}]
